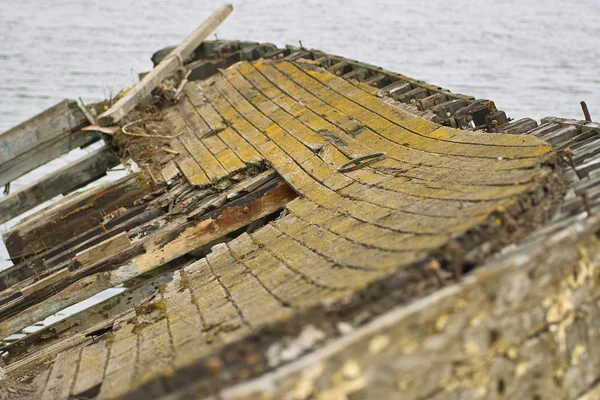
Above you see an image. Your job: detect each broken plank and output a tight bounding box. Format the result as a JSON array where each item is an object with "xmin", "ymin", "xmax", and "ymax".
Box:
[
  {"xmin": 0, "ymin": 129, "xmax": 100, "ymax": 188},
  {"xmin": 2, "ymin": 173, "xmax": 151, "ymax": 262},
  {"xmin": 98, "ymin": 4, "xmax": 233, "ymax": 125},
  {"xmin": 0, "ymin": 145, "xmax": 120, "ymax": 225},
  {"xmin": 20, "ymin": 268, "xmax": 70, "ymax": 298},
  {"xmin": 0, "ymin": 175, "xmax": 296, "ymax": 339},
  {"xmin": 0, "ymin": 99, "xmax": 86, "ymax": 165},
  {"xmin": 75, "ymin": 232, "xmax": 132, "ymax": 267},
  {"xmin": 0, "ymin": 272, "xmax": 172, "ymax": 366}
]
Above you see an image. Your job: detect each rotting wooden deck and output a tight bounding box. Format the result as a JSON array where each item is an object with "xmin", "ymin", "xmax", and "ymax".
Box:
[{"xmin": 2, "ymin": 36, "xmax": 600, "ymax": 400}]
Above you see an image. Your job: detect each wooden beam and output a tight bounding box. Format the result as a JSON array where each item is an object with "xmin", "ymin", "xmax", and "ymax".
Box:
[
  {"xmin": 98, "ymin": 4, "xmax": 233, "ymax": 126},
  {"xmin": 0, "ymin": 99, "xmax": 95, "ymax": 187},
  {"xmin": 0, "ymin": 146, "xmax": 120, "ymax": 225},
  {"xmin": 0, "ymin": 205, "xmax": 159, "ymax": 293},
  {"xmin": 2, "ymin": 173, "xmax": 151, "ymax": 262},
  {"xmin": 20, "ymin": 268, "xmax": 70, "ymax": 298},
  {"xmin": 75, "ymin": 232, "xmax": 132, "ymax": 267}
]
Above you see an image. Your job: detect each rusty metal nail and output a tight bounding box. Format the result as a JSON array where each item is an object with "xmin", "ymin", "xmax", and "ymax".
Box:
[
  {"xmin": 242, "ymin": 206, "xmax": 250, "ymax": 213},
  {"xmin": 581, "ymin": 101, "xmax": 592, "ymax": 122}
]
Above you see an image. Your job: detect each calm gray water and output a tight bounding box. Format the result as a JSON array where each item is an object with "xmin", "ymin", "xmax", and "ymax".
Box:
[{"xmin": 0, "ymin": 0, "xmax": 598, "ymax": 338}]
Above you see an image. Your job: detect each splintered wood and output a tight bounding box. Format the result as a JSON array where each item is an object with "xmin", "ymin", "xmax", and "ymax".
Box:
[{"xmin": 0, "ymin": 59, "xmax": 560, "ymax": 399}]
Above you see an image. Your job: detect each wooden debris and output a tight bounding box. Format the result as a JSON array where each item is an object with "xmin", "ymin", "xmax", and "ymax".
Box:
[
  {"xmin": 20, "ymin": 268, "xmax": 70, "ymax": 298},
  {"xmin": 2, "ymin": 173, "xmax": 151, "ymax": 262},
  {"xmin": 0, "ymin": 99, "xmax": 94, "ymax": 187},
  {"xmin": 0, "ymin": 145, "xmax": 120, "ymax": 225},
  {"xmin": 4, "ymin": 39, "xmax": 600, "ymax": 400},
  {"xmin": 98, "ymin": 4, "xmax": 233, "ymax": 126},
  {"xmin": 75, "ymin": 232, "xmax": 132, "ymax": 267}
]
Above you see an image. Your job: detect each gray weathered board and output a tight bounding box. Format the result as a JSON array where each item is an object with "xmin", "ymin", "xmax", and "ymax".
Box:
[
  {"xmin": 0, "ymin": 145, "xmax": 120, "ymax": 224},
  {"xmin": 0, "ymin": 99, "xmax": 97, "ymax": 187}
]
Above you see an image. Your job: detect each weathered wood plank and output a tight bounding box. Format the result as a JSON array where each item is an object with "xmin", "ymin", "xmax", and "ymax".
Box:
[
  {"xmin": 2, "ymin": 173, "xmax": 151, "ymax": 261},
  {"xmin": 0, "ymin": 99, "xmax": 85, "ymax": 165},
  {"xmin": 98, "ymin": 4, "xmax": 233, "ymax": 125},
  {"xmin": 0, "ymin": 145, "xmax": 119, "ymax": 225},
  {"xmin": 0, "ymin": 99, "xmax": 98, "ymax": 187},
  {"xmin": 163, "ymin": 272, "xmax": 206, "ymax": 369},
  {"xmin": 97, "ymin": 321, "xmax": 137, "ymax": 400},
  {"xmin": 0, "ymin": 175, "xmax": 296, "ymax": 339},
  {"xmin": 0, "ymin": 272, "xmax": 172, "ymax": 365},
  {"xmin": 0, "ymin": 129, "xmax": 100, "ymax": 188},
  {"xmin": 75, "ymin": 232, "xmax": 132, "ymax": 267},
  {"xmin": 72, "ymin": 340, "xmax": 109, "ymax": 396},
  {"xmin": 41, "ymin": 346, "xmax": 81, "ymax": 399},
  {"xmin": 20, "ymin": 268, "xmax": 70, "ymax": 298},
  {"xmin": 0, "ymin": 204, "xmax": 157, "ymax": 293},
  {"xmin": 207, "ymin": 243, "xmax": 293, "ymax": 327}
]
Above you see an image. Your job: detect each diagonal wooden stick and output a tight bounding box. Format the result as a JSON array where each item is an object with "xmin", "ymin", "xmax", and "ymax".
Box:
[{"xmin": 98, "ymin": 4, "xmax": 233, "ymax": 126}]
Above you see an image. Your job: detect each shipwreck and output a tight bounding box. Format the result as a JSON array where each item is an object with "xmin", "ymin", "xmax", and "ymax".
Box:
[{"xmin": 0, "ymin": 5, "xmax": 599, "ymax": 400}]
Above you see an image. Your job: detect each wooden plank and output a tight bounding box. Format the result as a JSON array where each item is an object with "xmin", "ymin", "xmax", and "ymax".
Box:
[
  {"xmin": 2, "ymin": 173, "xmax": 150, "ymax": 262},
  {"xmin": 221, "ymin": 68, "xmax": 354, "ymax": 191},
  {"xmin": 207, "ymin": 243, "xmax": 293, "ymax": 327},
  {"xmin": 75, "ymin": 232, "xmax": 132, "ymax": 267},
  {"xmin": 163, "ymin": 271, "xmax": 206, "ymax": 369},
  {"xmin": 41, "ymin": 346, "xmax": 82, "ymax": 399},
  {"xmin": 217, "ymin": 127, "xmax": 263, "ymax": 165},
  {"xmin": 98, "ymin": 321, "xmax": 137, "ymax": 400},
  {"xmin": 20, "ymin": 268, "xmax": 70, "ymax": 297},
  {"xmin": 72, "ymin": 340, "xmax": 109, "ymax": 396},
  {"xmin": 160, "ymin": 160, "xmax": 180, "ymax": 182},
  {"xmin": 0, "ymin": 129, "xmax": 99, "ymax": 188},
  {"xmin": 133, "ymin": 176, "xmax": 297, "ymax": 272},
  {"xmin": 1, "ymin": 272, "xmax": 172, "ymax": 365},
  {"xmin": 251, "ymin": 62, "xmax": 537, "ymax": 186},
  {"xmin": 0, "ymin": 204, "xmax": 158, "ymax": 293},
  {"xmin": 0, "ymin": 176, "xmax": 296, "ymax": 339},
  {"xmin": 0, "ymin": 99, "xmax": 85, "ymax": 165},
  {"xmin": 165, "ymin": 107, "xmax": 228, "ymax": 182},
  {"xmin": 214, "ymin": 148, "xmax": 246, "ymax": 173},
  {"xmin": 293, "ymin": 62, "xmax": 550, "ymax": 159},
  {"xmin": 271, "ymin": 214, "xmax": 421, "ymax": 271},
  {"xmin": 250, "ymin": 224, "xmax": 359, "ymax": 290},
  {"xmin": 274, "ymin": 61, "xmax": 545, "ymax": 169},
  {"xmin": 227, "ymin": 233, "xmax": 329, "ymax": 308},
  {"xmin": 98, "ymin": 4, "xmax": 233, "ymax": 125},
  {"xmin": 132, "ymin": 319, "xmax": 172, "ymax": 389},
  {"xmin": 0, "ymin": 145, "xmax": 120, "ymax": 224}
]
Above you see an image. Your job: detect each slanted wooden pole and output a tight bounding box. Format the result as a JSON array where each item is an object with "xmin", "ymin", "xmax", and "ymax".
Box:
[{"xmin": 98, "ymin": 4, "xmax": 233, "ymax": 126}]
